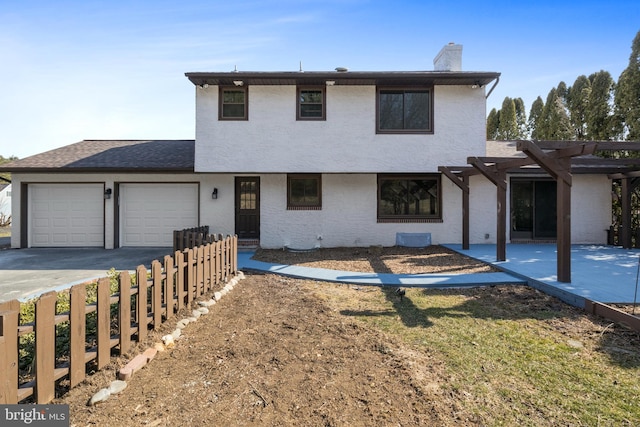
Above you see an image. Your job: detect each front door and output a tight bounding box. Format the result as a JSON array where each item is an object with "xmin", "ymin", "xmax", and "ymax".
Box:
[{"xmin": 235, "ymin": 177, "xmax": 260, "ymax": 239}]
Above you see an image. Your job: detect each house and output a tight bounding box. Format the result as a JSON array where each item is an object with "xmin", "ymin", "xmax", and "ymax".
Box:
[
  {"xmin": 0, "ymin": 44, "xmax": 613, "ymax": 250},
  {"xmin": 0, "ymin": 184, "xmax": 11, "ymax": 224}
]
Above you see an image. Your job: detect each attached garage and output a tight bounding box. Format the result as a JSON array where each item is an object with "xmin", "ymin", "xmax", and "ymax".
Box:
[
  {"xmin": 119, "ymin": 183, "xmax": 199, "ymax": 247},
  {"xmin": 29, "ymin": 183, "xmax": 104, "ymax": 247}
]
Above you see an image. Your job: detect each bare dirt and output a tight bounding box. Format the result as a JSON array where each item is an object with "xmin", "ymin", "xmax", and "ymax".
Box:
[{"xmin": 53, "ymin": 246, "xmax": 632, "ymax": 426}]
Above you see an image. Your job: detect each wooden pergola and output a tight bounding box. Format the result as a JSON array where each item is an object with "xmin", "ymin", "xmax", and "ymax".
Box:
[{"xmin": 439, "ymin": 140, "xmax": 640, "ymax": 283}]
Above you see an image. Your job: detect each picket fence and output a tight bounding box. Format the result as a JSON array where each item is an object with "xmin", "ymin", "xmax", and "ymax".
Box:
[{"xmin": 0, "ymin": 234, "xmax": 238, "ymax": 404}]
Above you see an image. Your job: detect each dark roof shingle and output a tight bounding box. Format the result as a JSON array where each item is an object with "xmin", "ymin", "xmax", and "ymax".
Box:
[{"xmin": 0, "ymin": 140, "xmax": 195, "ymax": 172}]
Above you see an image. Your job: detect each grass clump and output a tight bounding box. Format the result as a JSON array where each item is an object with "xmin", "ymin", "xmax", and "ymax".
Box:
[{"xmin": 316, "ymin": 283, "xmax": 640, "ymax": 426}]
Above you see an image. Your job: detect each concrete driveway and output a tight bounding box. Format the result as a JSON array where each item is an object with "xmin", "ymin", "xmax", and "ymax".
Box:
[{"xmin": 0, "ymin": 247, "xmax": 172, "ymax": 302}]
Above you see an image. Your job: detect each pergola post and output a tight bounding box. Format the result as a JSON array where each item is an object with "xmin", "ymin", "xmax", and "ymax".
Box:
[
  {"xmin": 439, "ymin": 166, "xmax": 473, "ymax": 250},
  {"xmin": 468, "ymin": 158, "xmax": 507, "ymax": 261}
]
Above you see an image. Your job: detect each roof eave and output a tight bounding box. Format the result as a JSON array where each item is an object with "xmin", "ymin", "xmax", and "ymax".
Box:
[{"xmin": 185, "ymin": 71, "xmax": 501, "ymax": 87}]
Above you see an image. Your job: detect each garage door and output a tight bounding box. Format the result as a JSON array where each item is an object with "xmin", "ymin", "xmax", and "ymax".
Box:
[
  {"xmin": 120, "ymin": 183, "xmax": 199, "ymax": 247},
  {"xmin": 29, "ymin": 184, "xmax": 104, "ymax": 247}
]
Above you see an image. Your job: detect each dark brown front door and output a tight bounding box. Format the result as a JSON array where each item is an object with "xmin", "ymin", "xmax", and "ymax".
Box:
[{"xmin": 235, "ymin": 177, "xmax": 260, "ymax": 239}]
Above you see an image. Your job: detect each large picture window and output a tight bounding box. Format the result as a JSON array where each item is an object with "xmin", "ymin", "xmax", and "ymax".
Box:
[
  {"xmin": 219, "ymin": 87, "xmax": 248, "ymax": 120},
  {"xmin": 297, "ymin": 87, "xmax": 325, "ymax": 120},
  {"xmin": 378, "ymin": 174, "xmax": 441, "ymax": 221},
  {"xmin": 377, "ymin": 88, "xmax": 432, "ymax": 133},
  {"xmin": 287, "ymin": 174, "xmax": 321, "ymax": 209}
]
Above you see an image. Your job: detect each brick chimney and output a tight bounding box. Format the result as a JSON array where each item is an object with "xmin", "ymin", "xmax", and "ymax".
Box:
[{"xmin": 433, "ymin": 42, "xmax": 462, "ymax": 71}]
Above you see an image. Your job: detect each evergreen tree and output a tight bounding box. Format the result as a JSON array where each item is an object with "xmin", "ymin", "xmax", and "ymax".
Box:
[
  {"xmin": 528, "ymin": 96, "xmax": 544, "ymax": 139},
  {"xmin": 587, "ymin": 70, "xmax": 615, "ymax": 140},
  {"xmin": 540, "ymin": 86, "xmax": 573, "ymax": 140},
  {"xmin": 486, "ymin": 108, "xmax": 500, "ymax": 140},
  {"xmin": 497, "ymin": 97, "xmax": 518, "ymax": 139},
  {"xmin": 614, "ymin": 30, "xmax": 640, "ymax": 140},
  {"xmin": 514, "ymin": 97, "xmax": 528, "ymax": 138},
  {"xmin": 567, "ymin": 75, "xmax": 591, "ymax": 140}
]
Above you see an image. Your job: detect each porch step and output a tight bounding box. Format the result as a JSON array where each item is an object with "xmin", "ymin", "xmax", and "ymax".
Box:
[{"xmin": 238, "ymin": 239, "xmax": 260, "ymax": 250}]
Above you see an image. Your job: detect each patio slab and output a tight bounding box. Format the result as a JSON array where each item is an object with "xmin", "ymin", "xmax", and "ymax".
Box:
[{"xmin": 444, "ymin": 244, "xmax": 640, "ymax": 305}]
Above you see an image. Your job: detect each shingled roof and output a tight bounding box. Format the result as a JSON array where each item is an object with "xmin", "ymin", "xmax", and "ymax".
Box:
[{"xmin": 0, "ymin": 140, "xmax": 195, "ymax": 172}]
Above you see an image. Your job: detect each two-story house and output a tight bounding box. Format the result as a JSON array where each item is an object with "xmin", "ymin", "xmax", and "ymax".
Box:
[{"xmin": 0, "ymin": 44, "xmax": 612, "ymax": 249}]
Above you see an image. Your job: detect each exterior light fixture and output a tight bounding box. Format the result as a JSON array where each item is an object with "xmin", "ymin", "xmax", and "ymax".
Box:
[
  {"xmin": 104, "ymin": 188, "xmax": 112, "ymax": 199},
  {"xmin": 233, "ymin": 80, "xmax": 244, "ymax": 86},
  {"xmin": 200, "ymin": 83, "xmax": 209, "ymax": 89},
  {"xmin": 212, "ymin": 188, "xmax": 218, "ymax": 199},
  {"xmin": 326, "ymin": 80, "xmax": 335, "ymax": 86}
]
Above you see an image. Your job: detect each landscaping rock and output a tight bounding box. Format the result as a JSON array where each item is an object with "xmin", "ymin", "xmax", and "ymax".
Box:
[
  {"xmin": 89, "ymin": 388, "xmax": 111, "ymax": 406},
  {"xmin": 108, "ymin": 380, "xmax": 128, "ymax": 395}
]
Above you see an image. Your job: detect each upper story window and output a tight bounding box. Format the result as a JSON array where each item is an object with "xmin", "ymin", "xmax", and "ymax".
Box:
[
  {"xmin": 377, "ymin": 88, "xmax": 433, "ymax": 134},
  {"xmin": 297, "ymin": 87, "xmax": 326, "ymax": 120},
  {"xmin": 219, "ymin": 87, "xmax": 248, "ymax": 120},
  {"xmin": 377, "ymin": 174, "xmax": 441, "ymax": 222},
  {"xmin": 287, "ymin": 174, "xmax": 322, "ymax": 210}
]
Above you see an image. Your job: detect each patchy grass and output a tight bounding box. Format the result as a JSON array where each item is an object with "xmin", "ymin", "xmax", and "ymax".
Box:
[
  {"xmin": 309, "ymin": 282, "xmax": 640, "ymax": 426},
  {"xmin": 0, "ymin": 226, "xmax": 10, "ymax": 238}
]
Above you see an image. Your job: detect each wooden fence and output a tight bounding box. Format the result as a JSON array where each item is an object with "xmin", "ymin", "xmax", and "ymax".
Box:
[
  {"xmin": 173, "ymin": 226, "xmax": 213, "ymax": 253},
  {"xmin": 0, "ymin": 234, "xmax": 238, "ymax": 404}
]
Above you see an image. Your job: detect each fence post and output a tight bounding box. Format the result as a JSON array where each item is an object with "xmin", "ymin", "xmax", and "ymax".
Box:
[
  {"xmin": 69, "ymin": 284, "xmax": 86, "ymax": 388},
  {"xmin": 164, "ymin": 255, "xmax": 175, "ymax": 319},
  {"xmin": 0, "ymin": 302, "xmax": 19, "ymax": 404},
  {"xmin": 136, "ymin": 266, "xmax": 148, "ymax": 342},
  {"xmin": 175, "ymin": 251, "xmax": 185, "ymax": 311},
  {"xmin": 96, "ymin": 277, "xmax": 111, "ymax": 370},
  {"xmin": 186, "ymin": 249, "xmax": 195, "ymax": 304},
  {"xmin": 152, "ymin": 261, "xmax": 163, "ymax": 329},
  {"xmin": 34, "ymin": 291, "xmax": 57, "ymax": 403},
  {"xmin": 119, "ymin": 271, "xmax": 132, "ymax": 357},
  {"xmin": 232, "ymin": 235, "xmax": 238, "ymax": 275},
  {"xmin": 196, "ymin": 246, "xmax": 204, "ymax": 298}
]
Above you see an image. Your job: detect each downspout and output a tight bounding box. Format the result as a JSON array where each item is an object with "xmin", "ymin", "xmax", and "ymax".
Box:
[{"xmin": 485, "ymin": 76, "xmax": 500, "ymax": 99}]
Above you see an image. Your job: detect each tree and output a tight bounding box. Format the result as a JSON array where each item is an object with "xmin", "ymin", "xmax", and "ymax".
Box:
[
  {"xmin": 528, "ymin": 96, "xmax": 544, "ymax": 139},
  {"xmin": 614, "ymin": 30, "xmax": 640, "ymax": 140},
  {"xmin": 514, "ymin": 97, "xmax": 528, "ymax": 138},
  {"xmin": 587, "ymin": 70, "xmax": 615, "ymax": 140},
  {"xmin": 539, "ymin": 86, "xmax": 573, "ymax": 140},
  {"xmin": 486, "ymin": 108, "xmax": 500, "ymax": 140},
  {"xmin": 0, "ymin": 155, "xmax": 17, "ymax": 183},
  {"xmin": 566, "ymin": 75, "xmax": 591, "ymax": 140},
  {"xmin": 497, "ymin": 97, "xmax": 518, "ymax": 139}
]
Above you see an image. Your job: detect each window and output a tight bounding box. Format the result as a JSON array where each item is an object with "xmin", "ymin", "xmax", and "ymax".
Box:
[
  {"xmin": 377, "ymin": 88, "xmax": 432, "ymax": 133},
  {"xmin": 377, "ymin": 174, "xmax": 441, "ymax": 222},
  {"xmin": 219, "ymin": 87, "xmax": 248, "ymax": 120},
  {"xmin": 287, "ymin": 174, "xmax": 321, "ymax": 209},
  {"xmin": 297, "ymin": 87, "xmax": 325, "ymax": 120}
]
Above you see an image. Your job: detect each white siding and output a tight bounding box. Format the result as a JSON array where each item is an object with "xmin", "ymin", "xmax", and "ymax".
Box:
[
  {"xmin": 10, "ymin": 170, "xmax": 611, "ymax": 250},
  {"xmin": 194, "ymin": 85, "xmax": 488, "ymax": 173}
]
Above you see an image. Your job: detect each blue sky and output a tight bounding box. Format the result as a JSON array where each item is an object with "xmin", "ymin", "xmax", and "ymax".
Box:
[{"xmin": 1, "ymin": 0, "xmax": 639, "ymax": 158}]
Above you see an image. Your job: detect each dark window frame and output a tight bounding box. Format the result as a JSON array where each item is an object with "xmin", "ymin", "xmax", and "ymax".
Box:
[
  {"xmin": 219, "ymin": 86, "xmax": 248, "ymax": 120},
  {"xmin": 287, "ymin": 174, "xmax": 322, "ymax": 210},
  {"xmin": 296, "ymin": 86, "xmax": 326, "ymax": 121},
  {"xmin": 376, "ymin": 87, "xmax": 434, "ymax": 134},
  {"xmin": 377, "ymin": 174, "xmax": 442, "ymax": 222}
]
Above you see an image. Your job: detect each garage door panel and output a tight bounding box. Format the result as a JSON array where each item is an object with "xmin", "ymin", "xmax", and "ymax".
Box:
[
  {"xmin": 120, "ymin": 184, "xmax": 198, "ymax": 247},
  {"xmin": 29, "ymin": 184, "xmax": 104, "ymax": 247}
]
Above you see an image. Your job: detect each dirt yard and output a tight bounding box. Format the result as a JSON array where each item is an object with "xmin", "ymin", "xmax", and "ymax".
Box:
[{"xmin": 54, "ymin": 246, "xmax": 636, "ymax": 426}]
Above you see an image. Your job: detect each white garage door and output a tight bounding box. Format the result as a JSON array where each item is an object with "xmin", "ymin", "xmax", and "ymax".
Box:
[
  {"xmin": 29, "ymin": 184, "xmax": 104, "ymax": 247},
  {"xmin": 120, "ymin": 183, "xmax": 199, "ymax": 247}
]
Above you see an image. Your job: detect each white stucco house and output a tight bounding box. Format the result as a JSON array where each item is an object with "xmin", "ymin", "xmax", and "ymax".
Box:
[
  {"xmin": 0, "ymin": 44, "xmax": 613, "ymax": 249},
  {"xmin": 0, "ymin": 184, "xmax": 11, "ymax": 223}
]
